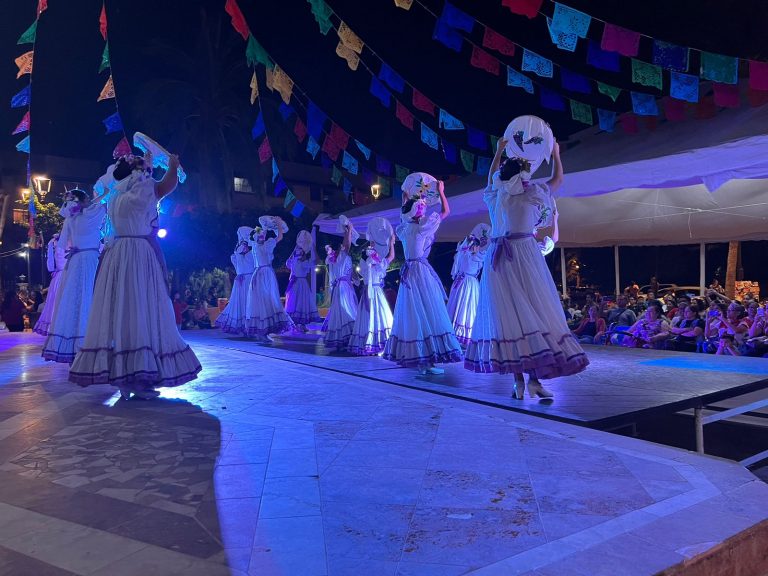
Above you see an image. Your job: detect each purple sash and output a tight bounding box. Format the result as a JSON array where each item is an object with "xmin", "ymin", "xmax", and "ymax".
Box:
[{"xmin": 489, "ymin": 233, "xmax": 534, "ymax": 271}]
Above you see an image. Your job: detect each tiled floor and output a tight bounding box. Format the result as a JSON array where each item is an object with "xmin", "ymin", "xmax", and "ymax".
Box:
[{"xmin": 0, "ymin": 331, "xmax": 766, "ymax": 575}]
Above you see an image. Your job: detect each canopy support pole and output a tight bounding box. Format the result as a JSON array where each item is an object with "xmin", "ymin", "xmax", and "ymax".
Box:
[
  {"xmin": 560, "ymin": 247, "xmax": 567, "ymax": 297},
  {"xmin": 700, "ymin": 243, "xmax": 706, "ymax": 296},
  {"xmin": 614, "ymin": 245, "xmax": 620, "ymax": 297}
]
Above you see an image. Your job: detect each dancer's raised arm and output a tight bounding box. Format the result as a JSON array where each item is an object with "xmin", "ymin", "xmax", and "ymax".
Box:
[
  {"xmin": 155, "ymin": 154, "xmax": 180, "ymax": 199},
  {"xmin": 438, "ymin": 180, "xmax": 450, "ymax": 221},
  {"xmin": 342, "ymin": 222, "xmax": 352, "ymax": 251},
  {"xmin": 546, "ymin": 142, "xmax": 563, "ymax": 193},
  {"xmin": 489, "ymin": 138, "xmax": 508, "ymax": 186}
]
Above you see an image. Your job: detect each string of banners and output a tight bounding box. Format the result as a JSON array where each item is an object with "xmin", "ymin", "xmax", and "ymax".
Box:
[{"xmin": 97, "ymin": 2, "xmax": 131, "ymax": 158}]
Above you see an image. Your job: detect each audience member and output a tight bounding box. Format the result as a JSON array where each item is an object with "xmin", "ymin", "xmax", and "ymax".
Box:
[{"xmin": 572, "ymin": 305, "xmax": 606, "ymax": 344}]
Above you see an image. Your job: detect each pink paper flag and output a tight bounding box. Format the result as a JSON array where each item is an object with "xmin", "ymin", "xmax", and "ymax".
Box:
[
  {"xmin": 225, "ymin": 0, "xmax": 250, "ymax": 40},
  {"xmin": 328, "ymin": 123, "xmax": 350, "ymax": 149},
  {"xmin": 695, "ymin": 96, "xmax": 717, "ymax": 120},
  {"xmin": 620, "ymin": 114, "xmax": 638, "ymax": 134},
  {"xmin": 37, "ymin": 0, "xmax": 47, "ymax": 14},
  {"xmin": 482, "ymin": 27, "xmax": 515, "ymax": 57},
  {"xmin": 112, "ymin": 136, "xmax": 131, "ymax": 159},
  {"xmin": 600, "ymin": 23, "xmax": 640, "ymax": 57},
  {"xmin": 470, "ymin": 45, "xmax": 500, "ymax": 76},
  {"xmin": 748, "ymin": 87, "xmax": 768, "ymax": 107},
  {"xmin": 712, "ymin": 82, "xmax": 740, "ymax": 108},
  {"xmin": 748, "ymin": 60, "xmax": 768, "ymax": 91},
  {"xmin": 396, "ymin": 100, "xmax": 415, "ymax": 130},
  {"xmin": 321, "ymin": 135, "xmax": 341, "ymax": 161},
  {"xmin": 294, "ymin": 118, "xmax": 307, "ymax": 143},
  {"xmin": 501, "ymin": 0, "xmax": 543, "ymax": 19},
  {"xmin": 663, "ymin": 98, "xmax": 686, "ymax": 122},
  {"xmin": 412, "ymin": 89, "xmax": 436, "ymax": 116},
  {"xmin": 99, "ymin": 4, "xmax": 108, "ymax": 40},
  {"xmin": 258, "ymin": 138, "xmax": 272, "ymax": 163},
  {"xmin": 12, "ymin": 111, "xmax": 30, "ymax": 135}
]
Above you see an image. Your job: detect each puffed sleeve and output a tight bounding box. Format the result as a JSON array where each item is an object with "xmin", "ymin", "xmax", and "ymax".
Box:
[
  {"xmin": 524, "ymin": 181, "xmax": 551, "ymax": 208},
  {"xmin": 418, "ymin": 212, "xmax": 442, "ymax": 236}
]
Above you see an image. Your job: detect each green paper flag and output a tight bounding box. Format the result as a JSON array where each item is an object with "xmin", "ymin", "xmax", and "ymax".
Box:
[
  {"xmin": 246, "ymin": 35, "xmax": 274, "ymax": 69},
  {"xmin": 460, "ymin": 149, "xmax": 475, "ymax": 173},
  {"xmin": 308, "ymin": 0, "xmax": 333, "ymax": 35},
  {"xmin": 597, "ymin": 82, "xmax": 621, "ymax": 102},
  {"xmin": 490, "ymin": 135, "xmax": 499, "ymax": 152},
  {"xmin": 17, "ymin": 21, "xmax": 37, "ymax": 45},
  {"xmin": 570, "ymin": 100, "xmax": 593, "ymax": 125},
  {"xmin": 631, "ymin": 59, "xmax": 663, "ymax": 90},
  {"xmin": 283, "ymin": 190, "xmax": 295, "ymax": 208},
  {"xmin": 99, "ymin": 44, "xmax": 110, "ymax": 73},
  {"xmin": 380, "ymin": 179, "xmax": 391, "ymax": 197},
  {"xmin": 331, "ymin": 165, "xmax": 342, "ymax": 185},
  {"xmin": 395, "ymin": 164, "xmax": 408, "ymax": 182}
]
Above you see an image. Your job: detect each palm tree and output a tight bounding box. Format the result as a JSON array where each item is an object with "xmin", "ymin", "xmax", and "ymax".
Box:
[
  {"xmin": 133, "ymin": 5, "xmax": 264, "ymax": 212},
  {"xmin": 725, "ymin": 241, "xmax": 739, "ymax": 299}
]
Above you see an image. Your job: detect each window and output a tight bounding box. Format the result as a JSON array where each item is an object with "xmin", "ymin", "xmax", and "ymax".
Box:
[
  {"xmin": 12, "ymin": 209, "xmax": 28, "ymax": 225},
  {"xmin": 234, "ymin": 177, "xmax": 253, "ymax": 193}
]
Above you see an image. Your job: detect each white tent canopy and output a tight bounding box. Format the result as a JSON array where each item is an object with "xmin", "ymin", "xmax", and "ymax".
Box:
[{"xmin": 315, "ymin": 103, "xmax": 768, "ymax": 247}]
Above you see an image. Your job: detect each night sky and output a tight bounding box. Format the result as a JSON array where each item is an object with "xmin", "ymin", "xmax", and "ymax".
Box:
[{"xmin": 1, "ymin": 0, "xmax": 767, "ymax": 290}]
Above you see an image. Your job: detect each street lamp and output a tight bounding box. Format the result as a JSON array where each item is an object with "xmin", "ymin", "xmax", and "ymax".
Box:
[
  {"xmin": 33, "ymin": 175, "xmax": 51, "ymax": 200},
  {"xmin": 20, "ymin": 188, "xmax": 30, "ymax": 202},
  {"xmin": 370, "ymin": 184, "xmax": 381, "ymax": 200}
]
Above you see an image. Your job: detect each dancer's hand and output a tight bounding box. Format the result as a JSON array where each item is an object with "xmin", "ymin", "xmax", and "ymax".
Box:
[
  {"xmin": 438, "ymin": 180, "xmax": 445, "ymax": 196},
  {"xmin": 168, "ymin": 154, "xmax": 180, "ymax": 170},
  {"xmin": 143, "ymin": 150, "xmax": 154, "ymax": 168}
]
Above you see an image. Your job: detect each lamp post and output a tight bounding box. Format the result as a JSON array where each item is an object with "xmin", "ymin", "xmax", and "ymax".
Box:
[
  {"xmin": 33, "ymin": 175, "xmax": 51, "ymax": 201},
  {"xmin": 370, "ymin": 184, "xmax": 381, "ymax": 200},
  {"xmin": 31, "ymin": 176, "xmax": 51, "ymax": 286}
]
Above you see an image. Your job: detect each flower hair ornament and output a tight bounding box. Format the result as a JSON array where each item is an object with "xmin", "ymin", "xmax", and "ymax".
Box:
[
  {"xmin": 401, "ymin": 197, "xmax": 427, "ymax": 222},
  {"xmin": 249, "ymin": 226, "xmax": 266, "ymax": 242}
]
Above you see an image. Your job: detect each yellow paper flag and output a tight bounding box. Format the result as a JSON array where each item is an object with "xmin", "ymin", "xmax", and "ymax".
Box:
[
  {"xmin": 15, "ymin": 51, "xmax": 34, "ymax": 78},
  {"xmin": 394, "ymin": 0, "xmax": 413, "ymax": 9},
  {"xmin": 272, "ymin": 66, "xmax": 294, "ymax": 105},
  {"xmin": 265, "ymin": 67, "xmax": 275, "ymax": 92},
  {"xmin": 335, "ymin": 41, "xmax": 360, "ymax": 71},
  {"xmin": 97, "ymin": 75, "xmax": 115, "ymax": 101},
  {"xmin": 250, "ymin": 71, "xmax": 259, "ymax": 105},
  {"xmin": 337, "ymin": 22, "xmax": 363, "ymax": 54}
]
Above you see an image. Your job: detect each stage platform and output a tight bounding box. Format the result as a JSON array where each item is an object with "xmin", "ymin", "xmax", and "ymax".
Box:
[{"xmin": 196, "ymin": 330, "xmax": 768, "ymax": 432}]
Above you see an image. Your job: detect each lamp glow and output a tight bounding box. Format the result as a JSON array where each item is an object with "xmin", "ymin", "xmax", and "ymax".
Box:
[
  {"xmin": 370, "ymin": 184, "xmax": 381, "ymax": 199},
  {"xmin": 157, "ymin": 228, "xmax": 168, "ymax": 239}
]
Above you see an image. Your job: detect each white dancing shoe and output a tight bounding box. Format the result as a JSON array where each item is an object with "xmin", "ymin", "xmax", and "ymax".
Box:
[
  {"xmin": 134, "ymin": 388, "xmax": 160, "ymax": 400},
  {"xmin": 527, "ymin": 380, "xmax": 554, "ymax": 399},
  {"xmin": 426, "ymin": 366, "xmax": 444, "ymax": 375},
  {"xmin": 512, "ymin": 383, "xmax": 525, "ymax": 400}
]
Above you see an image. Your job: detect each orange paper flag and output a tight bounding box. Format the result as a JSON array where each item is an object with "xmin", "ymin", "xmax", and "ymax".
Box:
[
  {"xmin": 337, "ymin": 22, "xmax": 363, "ymax": 54},
  {"xmin": 249, "ymin": 71, "xmax": 259, "ymax": 104},
  {"xmin": 15, "ymin": 51, "xmax": 34, "ymax": 78},
  {"xmin": 98, "ymin": 75, "xmax": 115, "ymax": 101},
  {"xmin": 335, "ymin": 41, "xmax": 360, "ymax": 71},
  {"xmin": 272, "ymin": 66, "xmax": 294, "ymax": 105}
]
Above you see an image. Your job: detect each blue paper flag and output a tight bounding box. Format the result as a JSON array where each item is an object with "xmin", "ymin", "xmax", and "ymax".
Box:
[
  {"xmin": 378, "ymin": 64, "xmax": 405, "ymax": 93},
  {"xmin": 540, "ymin": 88, "xmax": 566, "ymax": 111},
  {"xmin": 355, "ymin": 140, "xmax": 371, "ymax": 160},
  {"xmin": 272, "ymin": 158, "xmax": 279, "ymax": 182},
  {"xmin": 420, "ymin": 123, "xmax": 439, "ymax": 150},
  {"xmin": 597, "ymin": 109, "xmax": 616, "ymax": 132},
  {"xmin": 320, "ymin": 155, "xmax": 332, "ymax": 169},
  {"xmin": 587, "ymin": 41, "xmax": 620, "ymax": 72},
  {"xmin": 670, "ymin": 72, "xmax": 699, "ymax": 103},
  {"xmin": 376, "ymin": 156, "xmax": 392, "ymax": 175},
  {"xmin": 631, "ymin": 92, "xmax": 658, "ymax": 116},
  {"xmin": 342, "ymin": 151, "xmax": 359, "ymax": 174},
  {"xmin": 307, "ymin": 102, "xmax": 327, "ymax": 139},
  {"xmin": 467, "ymin": 127, "xmax": 487, "ymax": 150},
  {"xmin": 441, "ymin": 2, "xmax": 474, "ymax": 32},
  {"xmin": 291, "ymin": 200, "xmax": 304, "ymax": 217},
  {"xmin": 432, "ymin": 18, "xmax": 463, "ymax": 52},
  {"xmin": 475, "ymin": 156, "xmax": 491, "ymax": 177},
  {"xmin": 102, "ymin": 112, "xmax": 123, "ymax": 135},
  {"xmin": 279, "ymin": 102, "xmax": 294, "ymax": 120},
  {"xmin": 439, "ymin": 109, "xmax": 464, "ymax": 130},
  {"xmin": 28, "ymin": 193, "xmax": 36, "ymax": 217},
  {"xmin": 306, "ymin": 135, "xmax": 320, "ymax": 159},
  {"xmin": 551, "ymin": 3, "xmax": 591, "ymax": 37},
  {"xmin": 11, "ymin": 85, "xmax": 31, "ymax": 108},
  {"xmin": 342, "ymin": 177, "xmax": 352, "ymax": 196},
  {"xmin": 522, "ymin": 49, "xmax": 553, "ymax": 78},
  {"xmin": 251, "ymin": 111, "xmax": 265, "ymax": 139},
  {"xmin": 507, "ymin": 67, "xmax": 534, "ymax": 94},
  {"xmin": 442, "ymin": 140, "xmax": 458, "ymax": 164},
  {"xmin": 273, "ymin": 176, "xmax": 287, "ymax": 196},
  {"xmin": 560, "ymin": 69, "xmax": 591, "ymax": 94},
  {"xmin": 547, "ymin": 17, "xmax": 578, "ymax": 52},
  {"xmin": 369, "ymin": 76, "xmax": 391, "ymax": 107},
  {"xmin": 15, "ymin": 135, "xmax": 30, "ymax": 153},
  {"xmin": 652, "ymin": 40, "xmax": 689, "ymax": 73}
]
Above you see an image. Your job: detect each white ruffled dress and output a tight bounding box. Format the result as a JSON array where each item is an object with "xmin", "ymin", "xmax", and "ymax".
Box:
[
  {"xmin": 464, "ymin": 174, "xmax": 589, "ymax": 378},
  {"xmin": 216, "ymin": 249, "xmax": 255, "ymax": 335},
  {"xmin": 285, "ymin": 254, "xmax": 321, "ymax": 326},
  {"xmin": 69, "ymin": 172, "xmax": 202, "ymax": 390},
  {"xmin": 245, "ymin": 238, "xmax": 293, "ymax": 336},
  {"xmin": 383, "ymin": 213, "xmax": 462, "ymax": 367},
  {"xmin": 34, "ymin": 238, "xmax": 67, "ymax": 336},
  {"xmin": 348, "ymin": 256, "xmax": 392, "ymax": 355},
  {"xmin": 321, "ymin": 249, "xmax": 358, "ymax": 349},
  {"xmin": 447, "ymin": 246, "xmax": 485, "ymax": 347},
  {"xmin": 42, "ymin": 203, "xmax": 106, "ymax": 363}
]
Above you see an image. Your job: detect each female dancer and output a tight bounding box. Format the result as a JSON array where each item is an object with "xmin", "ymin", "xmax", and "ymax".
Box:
[
  {"xmin": 215, "ymin": 226, "xmax": 255, "ymax": 335},
  {"xmin": 348, "ymin": 233, "xmax": 394, "ymax": 356},
  {"xmin": 245, "ymin": 220, "xmax": 293, "ymax": 341},
  {"xmin": 285, "ymin": 230, "xmax": 321, "ymax": 331},
  {"xmin": 321, "ymin": 222, "xmax": 358, "ymax": 349},
  {"xmin": 465, "ymin": 134, "xmax": 588, "ymax": 399},
  {"xmin": 447, "ymin": 224, "xmax": 489, "ymax": 347},
  {"xmin": 42, "ymin": 189, "xmax": 106, "ymax": 363},
  {"xmin": 383, "ymin": 179, "xmax": 462, "ymax": 374},
  {"xmin": 33, "ymin": 232, "xmax": 67, "ymax": 336},
  {"xmin": 70, "ymin": 152, "xmax": 202, "ymax": 398}
]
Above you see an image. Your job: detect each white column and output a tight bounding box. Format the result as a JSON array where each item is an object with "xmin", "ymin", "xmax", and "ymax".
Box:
[
  {"xmin": 560, "ymin": 247, "xmax": 567, "ymax": 297},
  {"xmin": 699, "ymin": 242, "xmax": 706, "ymax": 296},
  {"xmin": 614, "ymin": 245, "xmax": 620, "ymax": 297}
]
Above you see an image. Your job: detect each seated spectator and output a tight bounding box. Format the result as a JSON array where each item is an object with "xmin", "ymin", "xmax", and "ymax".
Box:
[
  {"xmin": 560, "ymin": 295, "xmax": 573, "ymax": 322},
  {"xmin": 172, "ymin": 292, "xmax": 189, "ymax": 331},
  {"xmin": 744, "ymin": 301, "xmax": 759, "ymax": 327},
  {"xmin": 701, "ymin": 301, "xmax": 728, "ymax": 352},
  {"xmin": 664, "ymin": 305, "xmax": 705, "ymax": 352},
  {"xmin": 717, "ymin": 302, "xmax": 749, "ymax": 346},
  {"xmin": 709, "ymin": 278, "xmax": 725, "ymax": 295},
  {"xmin": 623, "ymin": 302, "xmax": 668, "ymax": 349},
  {"xmin": 607, "ymin": 295, "xmax": 637, "ymax": 328},
  {"xmin": 193, "ymin": 299, "xmax": 212, "ymax": 329},
  {"xmin": 741, "ymin": 306, "xmax": 768, "ymax": 356},
  {"xmin": 580, "ymin": 293, "xmax": 595, "ymax": 318},
  {"xmin": 1, "ymin": 289, "xmax": 28, "ymax": 332},
  {"xmin": 572, "ymin": 305, "xmax": 606, "ymax": 344},
  {"xmin": 625, "ymin": 281, "xmax": 640, "ymax": 299}
]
